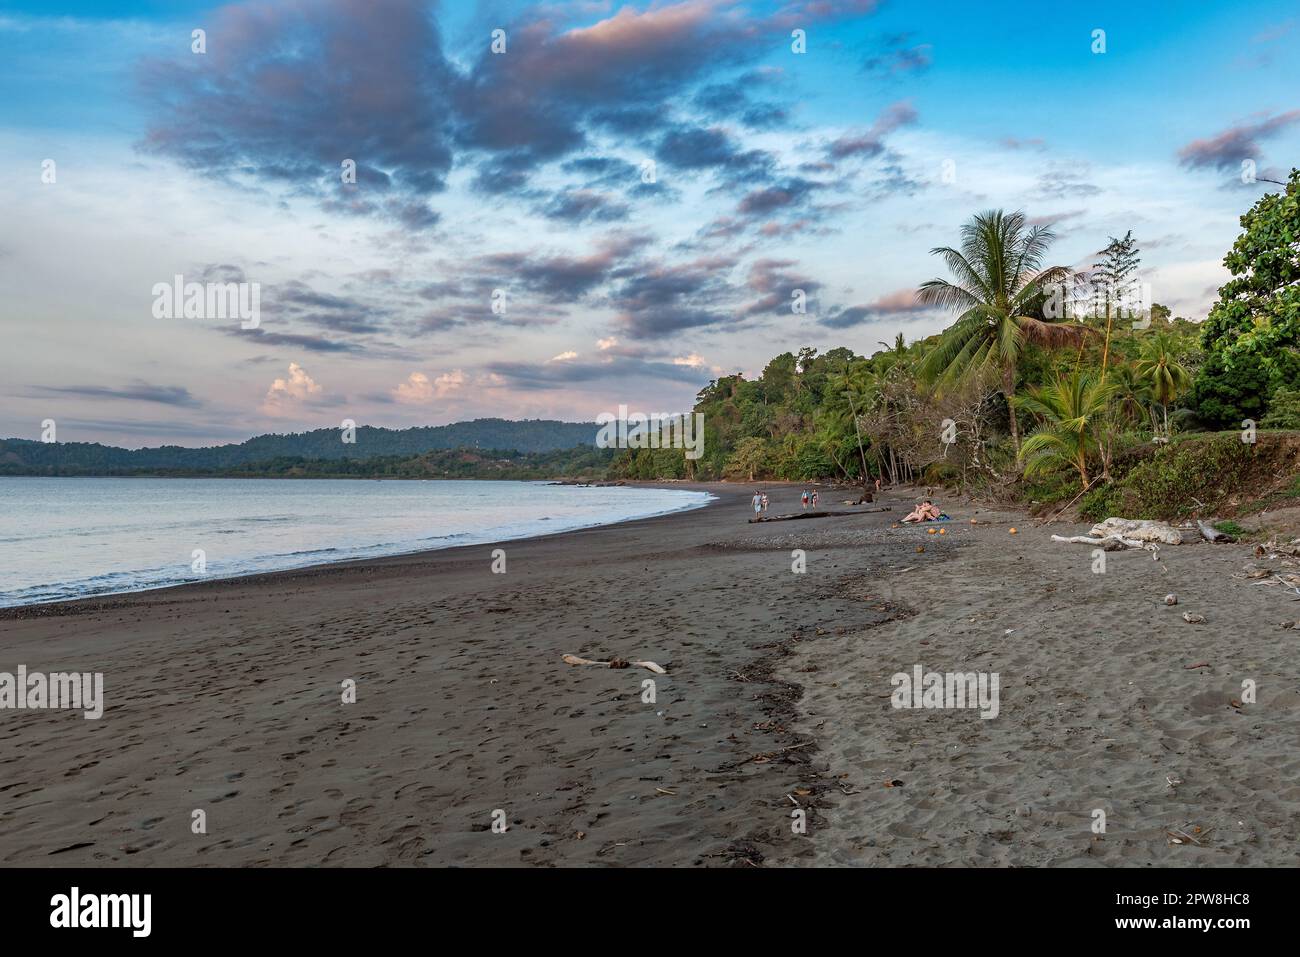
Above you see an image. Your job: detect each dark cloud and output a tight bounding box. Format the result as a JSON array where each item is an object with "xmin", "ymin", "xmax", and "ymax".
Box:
[
  {"xmin": 826, "ymin": 101, "xmax": 918, "ymax": 160},
  {"xmin": 470, "ymin": 150, "xmax": 545, "ymax": 197},
  {"xmin": 484, "ymin": 235, "xmax": 643, "ymax": 301},
  {"xmin": 270, "ymin": 280, "xmax": 390, "ymax": 335},
  {"xmin": 696, "ymin": 216, "xmax": 749, "ymax": 242},
  {"xmin": 222, "ymin": 326, "xmax": 369, "ymax": 354},
  {"xmin": 821, "ymin": 288, "xmax": 930, "ymax": 329},
  {"xmin": 540, "ymin": 189, "xmax": 631, "ymax": 224},
  {"xmin": 197, "ymin": 263, "xmax": 249, "ymax": 283},
  {"xmin": 561, "ymin": 156, "xmax": 640, "ymax": 186},
  {"xmin": 1177, "ymin": 110, "xmax": 1300, "ymax": 172},
  {"xmin": 611, "ymin": 256, "xmax": 739, "ymax": 339},
  {"xmin": 656, "ymin": 124, "xmax": 772, "ymax": 177},
  {"xmin": 558, "ymin": 156, "xmax": 674, "ymax": 205},
  {"xmin": 405, "ymin": 235, "xmax": 648, "ymax": 335},
  {"xmin": 137, "ymin": 0, "xmax": 888, "ymax": 223},
  {"xmin": 737, "ymin": 178, "xmax": 819, "ymax": 215},
  {"xmin": 857, "ymin": 160, "xmax": 927, "ymax": 202},
  {"xmin": 452, "ymin": 5, "xmax": 786, "ymax": 193},
  {"xmin": 137, "ymin": 0, "xmax": 457, "ymax": 229},
  {"xmin": 693, "ymin": 71, "xmax": 790, "ymax": 130},
  {"xmin": 863, "ymin": 33, "xmax": 933, "ymax": 77},
  {"xmin": 1028, "ymin": 209, "xmax": 1087, "ymax": 227},
  {"xmin": 37, "ymin": 382, "xmax": 203, "ymax": 408},
  {"xmin": 740, "ymin": 259, "xmax": 820, "ymax": 317},
  {"xmin": 485, "ymin": 354, "xmax": 711, "ymax": 392}
]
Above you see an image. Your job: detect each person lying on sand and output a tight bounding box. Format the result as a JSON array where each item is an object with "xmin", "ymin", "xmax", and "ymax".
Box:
[{"xmin": 902, "ymin": 499, "xmax": 941, "ymax": 523}]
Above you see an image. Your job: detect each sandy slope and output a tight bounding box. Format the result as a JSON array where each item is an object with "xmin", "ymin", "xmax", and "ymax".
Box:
[{"xmin": 780, "ymin": 501, "xmax": 1300, "ymax": 866}]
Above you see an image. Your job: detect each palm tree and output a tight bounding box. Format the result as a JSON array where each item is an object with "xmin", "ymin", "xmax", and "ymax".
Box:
[
  {"xmin": 877, "ymin": 331, "xmax": 906, "ymax": 359},
  {"xmin": 826, "ymin": 361, "xmax": 876, "ymax": 496},
  {"xmin": 1134, "ymin": 332, "xmax": 1192, "ymax": 440},
  {"xmin": 1097, "ymin": 362, "xmax": 1150, "ymax": 478},
  {"xmin": 917, "ymin": 210, "xmax": 1086, "ymax": 451},
  {"xmin": 1014, "ymin": 370, "xmax": 1116, "ymax": 487}
]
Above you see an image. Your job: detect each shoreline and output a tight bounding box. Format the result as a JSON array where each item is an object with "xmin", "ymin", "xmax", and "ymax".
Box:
[
  {"xmin": 0, "ymin": 479, "xmax": 727, "ymax": 619},
  {"xmin": 0, "ymin": 480, "xmax": 907, "ymax": 866}
]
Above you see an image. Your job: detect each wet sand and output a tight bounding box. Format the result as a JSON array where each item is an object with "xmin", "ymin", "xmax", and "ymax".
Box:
[{"xmin": 1, "ymin": 483, "xmax": 1297, "ymax": 866}]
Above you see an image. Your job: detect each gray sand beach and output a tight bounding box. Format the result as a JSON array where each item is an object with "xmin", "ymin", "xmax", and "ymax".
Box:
[{"xmin": 1, "ymin": 484, "xmax": 1297, "ymax": 866}]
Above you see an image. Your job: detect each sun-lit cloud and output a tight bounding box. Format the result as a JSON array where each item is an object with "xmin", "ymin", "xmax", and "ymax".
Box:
[
  {"xmin": 392, "ymin": 372, "xmax": 434, "ymax": 404},
  {"xmin": 262, "ymin": 362, "xmax": 323, "ymax": 413}
]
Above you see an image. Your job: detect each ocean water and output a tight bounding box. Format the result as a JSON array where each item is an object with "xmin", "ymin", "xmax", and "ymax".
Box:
[{"xmin": 0, "ymin": 477, "xmax": 712, "ymax": 608}]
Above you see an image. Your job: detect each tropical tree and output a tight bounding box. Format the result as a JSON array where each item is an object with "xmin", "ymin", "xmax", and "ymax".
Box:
[
  {"xmin": 1191, "ymin": 167, "xmax": 1300, "ymax": 426},
  {"xmin": 917, "ymin": 209, "xmax": 1085, "ymax": 452},
  {"xmin": 825, "ymin": 361, "xmax": 877, "ymax": 495},
  {"xmin": 1106, "ymin": 362, "xmax": 1151, "ymax": 428},
  {"xmin": 1134, "ymin": 331, "xmax": 1192, "ymax": 439},
  {"xmin": 1091, "ymin": 230, "xmax": 1141, "ymax": 379},
  {"xmin": 724, "ymin": 436, "xmax": 772, "ymax": 482},
  {"xmin": 1014, "ymin": 370, "xmax": 1116, "ymax": 487},
  {"xmin": 876, "ymin": 332, "xmax": 909, "ymax": 372}
]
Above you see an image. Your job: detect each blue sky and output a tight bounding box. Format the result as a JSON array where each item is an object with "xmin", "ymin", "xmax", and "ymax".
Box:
[{"xmin": 2, "ymin": 0, "xmax": 1297, "ymax": 447}]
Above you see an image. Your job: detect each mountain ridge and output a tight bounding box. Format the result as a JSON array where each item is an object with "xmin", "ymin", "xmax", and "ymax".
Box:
[{"xmin": 0, "ymin": 418, "xmax": 601, "ymax": 474}]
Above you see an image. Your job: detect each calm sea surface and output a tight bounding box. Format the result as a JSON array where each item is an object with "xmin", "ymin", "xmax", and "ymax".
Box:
[{"xmin": 0, "ymin": 477, "xmax": 712, "ymax": 607}]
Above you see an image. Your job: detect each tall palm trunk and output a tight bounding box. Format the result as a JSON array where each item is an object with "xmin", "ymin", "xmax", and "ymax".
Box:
[
  {"xmin": 841, "ymin": 372, "xmax": 872, "ymax": 498},
  {"xmin": 1002, "ymin": 362, "xmax": 1021, "ymax": 452},
  {"xmin": 843, "ymin": 395, "xmax": 871, "ymax": 497},
  {"xmin": 1099, "ymin": 301, "xmax": 1114, "ymax": 381}
]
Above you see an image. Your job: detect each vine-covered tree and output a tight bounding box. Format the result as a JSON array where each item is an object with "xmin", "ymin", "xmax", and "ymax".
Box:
[{"xmin": 1191, "ymin": 168, "xmax": 1300, "ymax": 427}]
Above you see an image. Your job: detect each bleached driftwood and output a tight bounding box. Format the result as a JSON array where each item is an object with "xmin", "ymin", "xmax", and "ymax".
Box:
[
  {"xmin": 1051, "ymin": 519, "xmax": 1174, "ymax": 557},
  {"xmin": 563, "ymin": 654, "xmax": 667, "ymax": 674},
  {"xmin": 1051, "ymin": 533, "xmax": 1149, "ymax": 551},
  {"xmin": 1089, "ymin": 518, "xmax": 1183, "ymax": 545},
  {"xmin": 1197, "ymin": 520, "xmax": 1234, "ymax": 543}
]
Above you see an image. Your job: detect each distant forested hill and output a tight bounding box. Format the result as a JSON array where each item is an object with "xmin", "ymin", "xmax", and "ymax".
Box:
[{"xmin": 0, "ymin": 419, "xmax": 600, "ymax": 475}]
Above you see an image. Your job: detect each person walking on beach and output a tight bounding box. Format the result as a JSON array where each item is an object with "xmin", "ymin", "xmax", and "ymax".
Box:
[
  {"xmin": 752, "ymin": 491, "xmax": 763, "ymax": 519},
  {"xmin": 810, "ymin": 489, "xmax": 819, "ymax": 509},
  {"xmin": 760, "ymin": 492, "xmax": 769, "ymax": 513},
  {"xmin": 801, "ymin": 490, "xmax": 809, "ymax": 510}
]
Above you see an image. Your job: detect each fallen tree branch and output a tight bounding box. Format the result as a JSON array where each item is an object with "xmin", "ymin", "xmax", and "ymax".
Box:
[{"xmin": 749, "ymin": 507, "xmax": 891, "ymax": 523}]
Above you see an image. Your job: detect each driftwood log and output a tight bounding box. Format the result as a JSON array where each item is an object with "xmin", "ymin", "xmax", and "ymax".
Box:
[
  {"xmin": 1050, "ymin": 533, "xmax": 1159, "ymax": 553},
  {"xmin": 562, "ymin": 654, "xmax": 667, "ymax": 674},
  {"xmin": 749, "ymin": 507, "xmax": 891, "ymax": 524},
  {"xmin": 1052, "ymin": 518, "xmax": 1181, "ymax": 553},
  {"xmin": 1197, "ymin": 520, "xmax": 1235, "ymax": 543}
]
